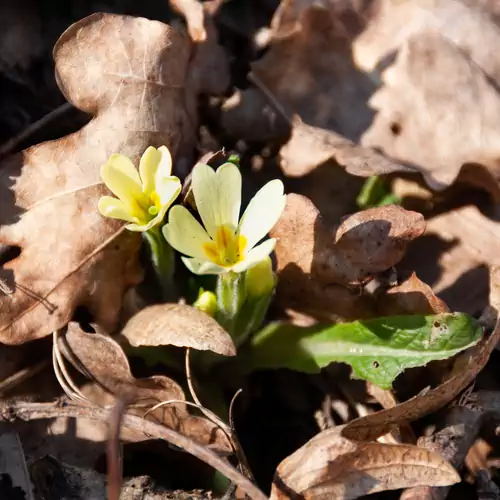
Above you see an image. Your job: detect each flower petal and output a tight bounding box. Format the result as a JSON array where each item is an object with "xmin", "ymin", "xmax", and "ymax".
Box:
[
  {"xmin": 192, "ymin": 162, "xmax": 242, "ymax": 239},
  {"xmin": 98, "ymin": 196, "xmax": 138, "ymax": 223},
  {"xmin": 139, "ymin": 146, "xmax": 161, "ymax": 195},
  {"xmin": 156, "ymin": 146, "xmax": 173, "ymax": 178},
  {"xmin": 101, "ymin": 154, "xmax": 147, "ymax": 211},
  {"xmin": 232, "ymin": 238, "xmax": 277, "ymax": 273},
  {"xmin": 156, "ymin": 176, "xmax": 181, "ymax": 206},
  {"xmin": 182, "ymin": 257, "xmax": 226, "ymax": 275},
  {"xmin": 237, "ymin": 180, "xmax": 286, "ymax": 250},
  {"xmin": 163, "ymin": 205, "xmax": 212, "ymax": 260}
]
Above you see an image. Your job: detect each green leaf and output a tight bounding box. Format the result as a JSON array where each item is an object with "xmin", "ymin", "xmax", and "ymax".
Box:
[
  {"xmin": 244, "ymin": 313, "xmax": 483, "ymax": 389},
  {"xmin": 356, "ymin": 176, "xmax": 401, "ymax": 209}
]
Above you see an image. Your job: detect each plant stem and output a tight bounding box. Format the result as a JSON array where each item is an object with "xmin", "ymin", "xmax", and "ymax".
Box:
[
  {"xmin": 144, "ymin": 226, "xmax": 175, "ymax": 300},
  {"xmin": 216, "ymin": 271, "xmax": 246, "ymax": 336}
]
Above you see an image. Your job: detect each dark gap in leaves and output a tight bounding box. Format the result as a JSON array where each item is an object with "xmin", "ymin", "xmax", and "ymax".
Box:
[{"xmin": 0, "ymin": 245, "xmax": 20, "ymax": 266}]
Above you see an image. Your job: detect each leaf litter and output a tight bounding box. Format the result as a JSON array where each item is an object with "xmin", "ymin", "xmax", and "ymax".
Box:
[{"xmin": 2, "ymin": 0, "xmax": 500, "ymax": 498}]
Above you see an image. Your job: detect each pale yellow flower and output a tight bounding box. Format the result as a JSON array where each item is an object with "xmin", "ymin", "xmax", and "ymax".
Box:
[
  {"xmin": 98, "ymin": 146, "xmax": 181, "ymax": 232},
  {"xmin": 163, "ymin": 162, "xmax": 286, "ymax": 275}
]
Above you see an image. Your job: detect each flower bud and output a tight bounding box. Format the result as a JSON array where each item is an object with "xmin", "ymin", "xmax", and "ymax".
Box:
[
  {"xmin": 194, "ymin": 290, "xmax": 218, "ymax": 317},
  {"xmin": 245, "ymin": 257, "xmax": 276, "ymax": 298}
]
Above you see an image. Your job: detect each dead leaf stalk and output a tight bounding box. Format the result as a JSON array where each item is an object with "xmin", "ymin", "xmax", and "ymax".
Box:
[
  {"xmin": 185, "ymin": 349, "xmax": 255, "ymax": 481},
  {"xmin": 52, "ymin": 331, "xmax": 90, "ymax": 405}
]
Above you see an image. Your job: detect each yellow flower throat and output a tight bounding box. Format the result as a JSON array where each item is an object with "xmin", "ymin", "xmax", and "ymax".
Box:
[
  {"xmin": 203, "ymin": 225, "xmax": 247, "ymax": 267},
  {"xmin": 131, "ymin": 192, "xmax": 161, "ymax": 219}
]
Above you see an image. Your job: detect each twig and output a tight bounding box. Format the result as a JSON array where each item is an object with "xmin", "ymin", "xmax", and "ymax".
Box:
[
  {"xmin": 401, "ymin": 397, "xmax": 486, "ymax": 500},
  {"xmin": 107, "ymin": 398, "xmax": 128, "ymax": 500},
  {"xmin": 185, "ymin": 351, "xmax": 255, "ymax": 481},
  {"xmin": 0, "ymin": 401, "xmax": 267, "ymax": 500},
  {"xmin": 248, "ymin": 72, "xmax": 293, "ymax": 125},
  {"xmin": 0, "ymin": 103, "xmax": 74, "ymax": 160},
  {"xmin": 0, "ymin": 360, "xmax": 49, "ymax": 396}
]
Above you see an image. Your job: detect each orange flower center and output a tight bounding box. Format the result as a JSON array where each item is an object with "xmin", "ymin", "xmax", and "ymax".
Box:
[{"xmin": 203, "ymin": 225, "xmax": 247, "ymax": 267}]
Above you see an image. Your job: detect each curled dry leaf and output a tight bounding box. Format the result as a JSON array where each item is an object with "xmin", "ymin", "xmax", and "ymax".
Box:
[
  {"xmin": 361, "ymin": 31, "xmax": 500, "ymax": 197},
  {"xmin": 270, "ymin": 427, "xmax": 459, "ymax": 500},
  {"xmin": 0, "ymin": 13, "xmax": 208, "ymax": 344},
  {"xmin": 377, "ymin": 272, "xmax": 449, "ymax": 316},
  {"xmin": 270, "ymin": 194, "xmax": 425, "ymax": 320},
  {"xmin": 60, "ymin": 323, "xmax": 231, "ymax": 452},
  {"xmin": 279, "ymin": 118, "xmax": 414, "ymax": 178},
  {"xmin": 341, "ymin": 267, "xmax": 500, "ymax": 442},
  {"xmin": 122, "ymin": 303, "xmax": 236, "ymax": 356}
]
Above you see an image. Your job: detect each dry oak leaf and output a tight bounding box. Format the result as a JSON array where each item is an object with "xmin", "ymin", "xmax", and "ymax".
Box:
[
  {"xmin": 0, "ymin": 13, "xmax": 203, "ymax": 344},
  {"xmin": 270, "ymin": 427, "xmax": 459, "ymax": 500},
  {"xmin": 376, "ymin": 272, "xmax": 449, "ymax": 316},
  {"xmin": 361, "ymin": 31, "xmax": 500, "ymax": 197},
  {"xmin": 279, "ymin": 117, "xmax": 415, "ymax": 179},
  {"xmin": 59, "ymin": 323, "xmax": 231, "ymax": 452},
  {"xmin": 270, "ymin": 194, "xmax": 425, "ymax": 320},
  {"xmin": 122, "ymin": 303, "xmax": 236, "ymax": 356}
]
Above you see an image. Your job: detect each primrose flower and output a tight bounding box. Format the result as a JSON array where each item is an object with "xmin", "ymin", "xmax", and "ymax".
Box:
[
  {"xmin": 98, "ymin": 146, "xmax": 181, "ymax": 232},
  {"xmin": 163, "ymin": 162, "xmax": 286, "ymax": 275}
]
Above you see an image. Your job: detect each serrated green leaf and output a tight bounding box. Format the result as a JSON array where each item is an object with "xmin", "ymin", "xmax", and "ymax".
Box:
[{"xmin": 244, "ymin": 313, "xmax": 483, "ymax": 389}]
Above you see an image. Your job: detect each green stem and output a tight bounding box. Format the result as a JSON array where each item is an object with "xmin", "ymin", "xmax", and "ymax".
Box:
[
  {"xmin": 144, "ymin": 226, "xmax": 175, "ymax": 300},
  {"xmin": 216, "ymin": 271, "xmax": 246, "ymax": 336}
]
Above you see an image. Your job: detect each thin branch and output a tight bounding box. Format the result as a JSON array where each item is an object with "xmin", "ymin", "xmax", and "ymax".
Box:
[
  {"xmin": 0, "ymin": 103, "xmax": 74, "ymax": 160},
  {"xmin": 0, "ymin": 360, "xmax": 49, "ymax": 396},
  {"xmin": 248, "ymin": 72, "xmax": 293, "ymax": 125},
  {"xmin": 401, "ymin": 393, "xmax": 486, "ymax": 500},
  {"xmin": 0, "ymin": 401, "xmax": 267, "ymax": 500},
  {"xmin": 107, "ymin": 398, "xmax": 128, "ymax": 500}
]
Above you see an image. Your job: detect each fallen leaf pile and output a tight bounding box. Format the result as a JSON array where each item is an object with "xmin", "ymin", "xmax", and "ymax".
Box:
[{"xmin": 3, "ymin": 0, "xmax": 500, "ymax": 498}]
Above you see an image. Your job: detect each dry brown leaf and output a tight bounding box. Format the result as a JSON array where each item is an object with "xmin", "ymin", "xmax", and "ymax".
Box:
[
  {"xmin": 61, "ymin": 323, "xmax": 185, "ymax": 403},
  {"xmin": 270, "ymin": 193, "xmax": 424, "ymax": 320},
  {"xmin": 60, "ymin": 323, "xmax": 231, "ymax": 452},
  {"xmin": 401, "ymin": 205, "xmax": 500, "ymax": 315},
  {"xmin": 170, "ymin": 0, "xmax": 207, "ymax": 41},
  {"xmin": 0, "ymin": 13, "xmax": 204, "ymax": 344},
  {"xmin": 341, "ymin": 267, "xmax": 500, "ymax": 442},
  {"xmin": 252, "ymin": 1, "xmax": 375, "ymax": 141},
  {"xmin": 270, "ymin": 427, "xmax": 459, "ymax": 500},
  {"xmin": 361, "ymin": 30, "xmax": 500, "ymax": 196},
  {"xmin": 122, "ymin": 303, "xmax": 236, "ymax": 356},
  {"xmin": 280, "ymin": 118, "xmax": 414, "ymax": 178},
  {"xmin": 221, "ymin": 0, "xmax": 375, "ymax": 142},
  {"xmin": 377, "ymin": 272, "xmax": 449, "ymax": 316},
  {"xmin": 353, "ymin": 0, "xmax": 500, "ymax": 81}
]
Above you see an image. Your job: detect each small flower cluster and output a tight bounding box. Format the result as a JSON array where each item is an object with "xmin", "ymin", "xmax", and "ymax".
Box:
[{"xmin": 99, "ymin": 146, "xmax": 286, "ymax": 276}]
